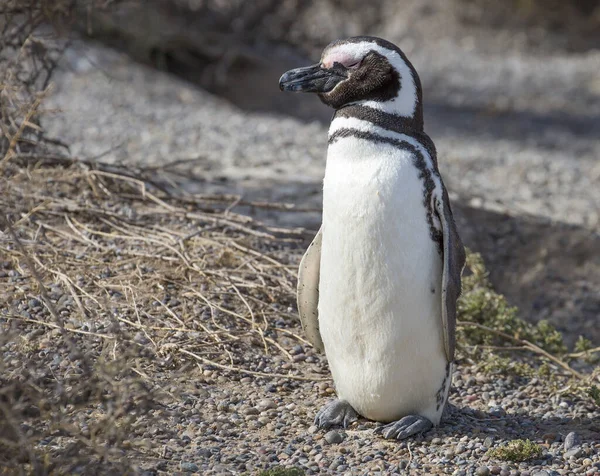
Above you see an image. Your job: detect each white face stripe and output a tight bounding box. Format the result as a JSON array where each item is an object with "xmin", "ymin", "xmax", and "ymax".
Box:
[{"xmin": 322, "ymin": 41, "xmax": 418, "ymax": 118}]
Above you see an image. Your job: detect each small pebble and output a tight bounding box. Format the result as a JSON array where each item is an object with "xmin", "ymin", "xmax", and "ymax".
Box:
[
  {"xmin": 180, "ymin": 462, "xmax": 199, "ymax": 473},
  {"xmin": 324, "ymin": 430, "xmax": 344, "ymax": 444},
  {"xmin": 196, "ymin": 448, "xmax": 211, "ymax": 458},
  {"xmin": 564, "ymin": 431, "xmax": 581, "ymax": 451},
  {"xmin": 489, "ymin": 406, "xmax": 506, "ymax": 418},
  {"xmin": 257, "ymin": 399, "xmax": 275, "ymax": 411},
  {"xmin": 565, "ymin": 447, "xmax": 584, "ymax": 459}
]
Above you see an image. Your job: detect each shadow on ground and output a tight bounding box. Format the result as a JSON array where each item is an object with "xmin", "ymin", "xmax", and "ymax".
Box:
[
  {"xmin": 154, "ymin": 163, "xmax": 600, "ymax": 348},
  {"xmin": 443, "ymin": 403, "xmax": 600, "ymax": 443}
]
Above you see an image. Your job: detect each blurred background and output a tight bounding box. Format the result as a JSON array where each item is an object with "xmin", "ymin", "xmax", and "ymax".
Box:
[{"xmin": 2, "ymin": 0, "xmax": 600, "ymax": 344}]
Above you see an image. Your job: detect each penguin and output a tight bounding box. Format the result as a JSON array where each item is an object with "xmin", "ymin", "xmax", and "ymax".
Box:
[{"xmin": 279, "ymin": 36, "xmax": 466, "ymax": 440}]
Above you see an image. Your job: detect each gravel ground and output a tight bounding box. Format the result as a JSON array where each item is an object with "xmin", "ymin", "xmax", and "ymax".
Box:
[
  {"xmin": 2, "ymin": 151, "xmax": 598, "ymax": 476},
  {"xmin": 13, "ymin": 7, "xmax": 597, "ymax": 473},
  {"xmin": 139, "ymin": 363, "xmax": 600, "ymax": 475},
  {"xmin": 1, "ymin": 172, "xmax": 599, "ymax": 473}
]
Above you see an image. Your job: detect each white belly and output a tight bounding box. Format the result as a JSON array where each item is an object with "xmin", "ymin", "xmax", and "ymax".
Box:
[{"xmin": 319, "ymin": 137, "xmax": 448, "ymax": 424}]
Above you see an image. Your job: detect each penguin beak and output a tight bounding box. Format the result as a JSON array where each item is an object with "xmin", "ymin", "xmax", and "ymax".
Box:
[{"xmin": 279, "ymin": 63, "xmax": 347, "ymax": 93}]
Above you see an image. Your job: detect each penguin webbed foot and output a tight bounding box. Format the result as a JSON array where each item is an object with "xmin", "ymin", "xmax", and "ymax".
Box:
[
  {"xmin": 375, "ymin": 414, "xmax": 432, "ymax": 440},
  {"xmin": 314, "ymin": 399, "xmax": 358, "ymax": 429}
]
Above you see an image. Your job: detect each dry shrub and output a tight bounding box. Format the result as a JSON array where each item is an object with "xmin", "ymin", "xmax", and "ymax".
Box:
[
  {"xmin": 0, "ymin": 4, "xmax": 310, "ymax": 473},
  {"xmin": 0, "ymin": 158, "xmax": 313, "ymax": 474}
]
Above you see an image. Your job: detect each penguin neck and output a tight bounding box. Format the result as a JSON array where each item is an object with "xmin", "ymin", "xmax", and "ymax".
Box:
[{"xmin": 333, "ymin": 102, "xmax": 424, "ymax": 135}]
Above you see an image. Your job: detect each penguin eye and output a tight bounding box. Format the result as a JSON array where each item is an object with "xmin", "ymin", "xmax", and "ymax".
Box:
[{"xmin": 345, "ymin": 60, "xmax": 362, "ymax": 69}]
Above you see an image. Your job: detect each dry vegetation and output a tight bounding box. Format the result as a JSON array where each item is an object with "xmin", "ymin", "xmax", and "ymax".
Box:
[
  {"xmin": 2, "ymin": 158, "xmax": 598, "ymax": 475},
  {"xmin": 0, "ymin": 158, "xmax": 315, "ymax": 474}
]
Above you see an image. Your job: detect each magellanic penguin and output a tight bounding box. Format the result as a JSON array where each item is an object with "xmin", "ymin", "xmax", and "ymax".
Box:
[{"xmin": 279, "ymin": 36, "xmax": 466, "ymax": 440}]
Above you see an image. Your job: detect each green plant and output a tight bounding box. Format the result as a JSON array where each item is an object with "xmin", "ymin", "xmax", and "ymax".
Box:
[
  {"xmin": 258, "ymin": 467, "xmax": 306, "ymax": 476},
  {"xmin": 574, "ymin": 336, "xmax": 593, "ymax": 353},
  {"xmin": 458, "ymin": 251, "xmax": 566, "ymax": 355},
  {"xmin": 478, "ymin": 355, "xmax": 535, "ymax": 377},
  {"xmin": 487, "ymin": 439, "xmax": 544, "ymax": 462},
  {"xmin": 588, "ymin": 386, "xmax": 600, "ymax": 406}
]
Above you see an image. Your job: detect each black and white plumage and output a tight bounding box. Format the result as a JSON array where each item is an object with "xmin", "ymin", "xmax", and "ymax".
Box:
[{"xmin": 280, "ymin": 36, "xmax": 465, "ymax": 439}]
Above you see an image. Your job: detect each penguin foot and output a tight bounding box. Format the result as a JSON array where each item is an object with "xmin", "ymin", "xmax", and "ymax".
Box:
[
  {"xmin": 375, "ymin": 415, "xmax": 432, "ymax": 440},
  {"xmin": 314, "ymin": 399, "xmax": 358, "ymax": 429}
]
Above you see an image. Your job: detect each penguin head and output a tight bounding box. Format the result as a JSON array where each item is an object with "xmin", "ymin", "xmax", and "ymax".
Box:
[{"xmin": 279, "ymin": 36, "xmax": 421, "ymax": 117}]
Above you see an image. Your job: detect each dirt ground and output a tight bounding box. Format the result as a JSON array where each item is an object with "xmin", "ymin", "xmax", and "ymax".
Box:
[{"xmin": 2, "ymin": 1, "xmax": 600, "ymax": 474}]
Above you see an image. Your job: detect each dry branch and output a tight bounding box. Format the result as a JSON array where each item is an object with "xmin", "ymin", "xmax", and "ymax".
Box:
[{"xmin": 458, "ymin": 321, "xmax": 586, "ymax": 381}]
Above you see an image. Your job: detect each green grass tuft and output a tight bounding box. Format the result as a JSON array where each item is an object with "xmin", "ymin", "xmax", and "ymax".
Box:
[
  {"xmin": 574, "ymin": 336, "xmax": 593, "ymax": 353},
  {"xmin": 588, "ymin": 386, "xmax": 600, "ymax": 406},
  {"xmin": 458, "ymin": 251, "xmax": 566, "ymax": 355},
  {"xmin": 478, "ymin": 355, "xmax": 535, "ymax": 377},
  {"xmin": 487, "ymin": 439, "xmax": 544, "ymax": 462},
  {"xmin": 257, "ymin": 467, "xmax": 306, "ymax": 476}
]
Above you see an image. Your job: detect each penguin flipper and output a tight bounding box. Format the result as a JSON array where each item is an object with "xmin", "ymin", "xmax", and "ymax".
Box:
[
  {"xmin": 297, "ymin": 226, "xmax": 325, "ymax": 353},
  {"xmin": 435, "ymin": 190, "xmax": 466, "ymax": 363}
]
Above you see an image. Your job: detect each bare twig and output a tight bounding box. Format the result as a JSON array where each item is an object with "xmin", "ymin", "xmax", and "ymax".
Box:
[
  {"xmin": 457, "ymin": 321, "xmax": 585, "ymax": 380},
  {"xmin": 179, "ymin": 349, "xmax": 329, "ymax": 382}
]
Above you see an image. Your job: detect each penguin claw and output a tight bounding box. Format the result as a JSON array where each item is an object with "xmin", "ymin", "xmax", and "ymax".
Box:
[
  {"xmin": 375, "ymin": 415, "xmax": 432, "ymax": 440},
  {"xmin": 314, "ymin": 399, "xmax": 358, "ymax": 429}
]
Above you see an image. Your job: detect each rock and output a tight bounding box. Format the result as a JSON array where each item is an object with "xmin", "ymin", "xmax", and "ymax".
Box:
[
  {"xmin": 456, "ymin": 443, "xmax": 467, "ymax": 454},
  {"xmin": 476, "ymin": 466, "xmax": 491, "ymax": 476},
  {"xmin": 180, "ymin": 462, "xmax": 199, "ymax": 473},
  {"xmin": 256, "ymin": 399, "xmax": 275, "ymax": 411},
  {"xmin": 564, "ymin": 447, "xmax": 584, "ymax": 459},
  {"xmin": 483, "ymin": 437, "xmax": 494, "ymax": 448},
  {"xmin": 257, "ymin": 417, "xmax": 269, "ymax": 426},
  {"xmin": 197, "ymin": 448, "xmax": 212, "ymax": 458},
  {"xmin": 324, "ymin": 430, "xmax": 344, "ymax": 444},
  {"xmin": 290, "ymin": 345, "xmax": 303, "ymax": 355},
  {"xmin": 488, "ymin": 406, "xmax": 506, "ymax": 418},
  {"xmin": 564, "ymin": 431, "xmax": 581, "ymax": 451},
  {"xmin": 307, "ymin": 425, "xmax": 318, "ymax": 434}
]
